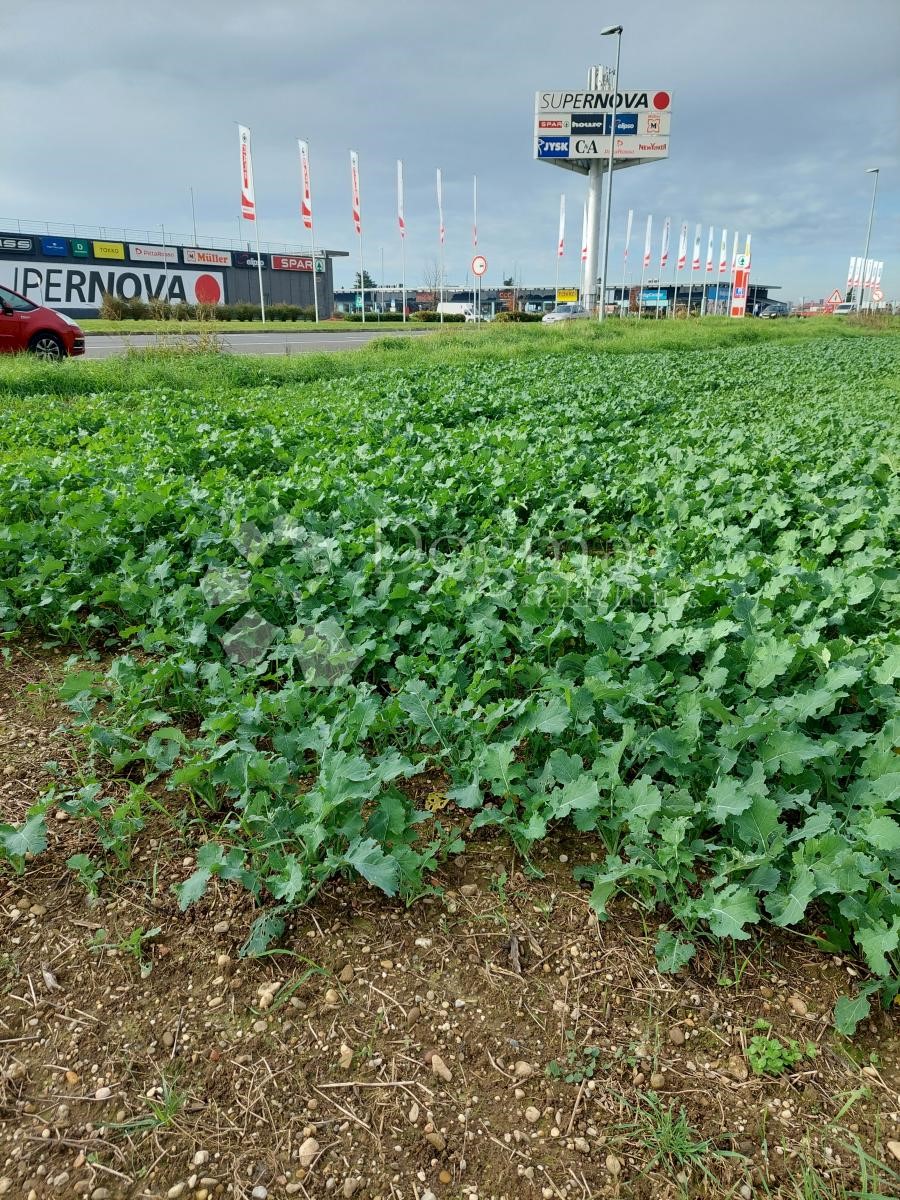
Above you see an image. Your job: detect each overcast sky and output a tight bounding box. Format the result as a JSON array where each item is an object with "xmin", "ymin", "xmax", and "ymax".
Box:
[{"xmin": 2, "ymin": 1, "xmax": 898, "ymax": 300}]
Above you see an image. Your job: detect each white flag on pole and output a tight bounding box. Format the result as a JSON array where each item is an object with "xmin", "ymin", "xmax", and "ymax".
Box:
[
  {"xmin": 846, "ymin": 256, "xmax": 856, "ymax": 288},
  {"xmin": 730, "ymin": 231, "xmax": 739, "ymax": 272},
  {"xmin": 691, "ymin": 224, "xmax": 702, "ymax": 270},
  {"xmin": 557, "ymin": 193, "xmax": 566, "ymax": 257},
  {"xmin": 623, "ymin": 208, "xmax": 634, "ymax": 262},
  {"xmin": 659, "ymin": 216, "xmax": 671, "ymax": 270},
  {"xmin": 298, "ymin": 140, "xmax": 313, "ymax": 230},
  {"xmin": 705, "ymin": 225, "xmax": 715, "ymax": 272},
  {"xmin": 864, "ymin": 258, "xmax": 876, "ymax": 287},
  {"xmin": 642, "ymin": 214, "xmax": 653, "ymax": 268},
  {"xmin": 473, "ymin": 176, "xmax": 478, "ymax": 249},
  {"xmin": 719, "ymin": 229, "xmax": 728, "ymax": 274},
  {"xmin": 397, "ymin": 160, "xmax": 405, "ymax": 239},
  {"xmin": 239, "ymin": 125, "xmax": 256, "ymax": 221},
  {"xmin": 350, "ymin": 150, "xmax": 361, "ymax": 235},
  {"xmin": 875, "ymin": 261, "xmax": 883, "ymax": 286},
  {"xmin": 581, "ymin": 202, "xmax": 588, "ymax": 262},
  {"xmin": 436, "ymin": 168, "xmax": 444, "ymax": 245},
  {"xmin": 677, "ymin": 222, "xmax": 688, "ymax": 270},
  {"xmin": 744, "ymin": 233, "xmax": 752, "ymax": 260}
]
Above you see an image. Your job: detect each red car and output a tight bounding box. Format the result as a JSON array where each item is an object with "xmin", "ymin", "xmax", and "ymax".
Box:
[{"xmin": 0, "ymin": 284, "xmax": 85, "ymax": 359}]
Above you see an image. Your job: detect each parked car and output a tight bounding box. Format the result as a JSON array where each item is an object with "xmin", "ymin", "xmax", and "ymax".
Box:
[
  {"xmin": 832, "ymin": 302, "xmax": 856, "ymax": 315},
  {"xmin": 0, "ymin": 284, "xmax": 85, "ymax": 358},
  {"xmin": 541, "ymin": 303, "xmax": 588, "ymax": 324}
]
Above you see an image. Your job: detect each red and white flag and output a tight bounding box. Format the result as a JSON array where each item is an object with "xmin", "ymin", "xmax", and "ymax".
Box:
[
  {"xmin": 659, "ymin": 216, "xmax": 671, "ymax": 270},
  {"xmin": 642, "ymin": 214, "xmax": 653, "ymax": 269},
  {"xmin": 677, "ymin": 222, "xmax": 688, "ymax": 270},
  {"xmin": 744, "ymin": 233, "xmax": 752, "ymax": 260},
  {"xmin": 557, "ymin": 193, "xmax": 566, "ymax": 257},
  {"xmin": 473, "ymin": 176, "xmax": 478, "ymax": 249},
  {"xmin": 350, "ymin": 150, "xmax": 361, "ymax": 236},
  {"xmin": 864, "ymin": 258, "xmax": 875, "ymax": 288},
  {"xmin": 853, "ymin": 257, "xmax": 864, "ymax": 286},
  {"xmin": 397, "ymin": 160, "xmax": 405, "ymax": 239},
  {"xmin": 847, "ymin": 257, "xmax": 857, "ymax": 288},
  {"xmin": 875, "ymin": 261, "xmax": 883, "ymax": 286},
  {"xmin": 239, "ymin": 125, "xmax": 256, "ymax": 221},
  {"xmin": 691, "ymin": 224, "xmax": 702, "ymax": 271},
  {"xmin": 719, "ymin": 229, "xmax": 728, "ymax": 274},
  {"xmin": 436, "ymin": 168, "xmax": 444, "ymax": 246},
  {"xmin": 298, "ymin": 140, "xmax": 313, "ymax": 231},
  {"xmin": 581, "ymin": 202, "xmax": 588, "ymax": 263},
  {"xmin": 705, "ymin": 225, "xmax": 715, "ymax": 272},
  {"xmin": 730, "ymin": 231, "xmax": 739, "ymax": 272},
  {"xmin": 623, "ymin": 208, "xmax": 634, "ymax": 263}
]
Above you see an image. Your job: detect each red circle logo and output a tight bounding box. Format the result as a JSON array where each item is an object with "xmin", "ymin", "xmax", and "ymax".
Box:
[
  {"xmin": 652, "ymin": 91, "xmax": 670, "ymax": 111},
  {"xmin": 193, "ymin": 274, "xmax": 222, "ymax": 304}
]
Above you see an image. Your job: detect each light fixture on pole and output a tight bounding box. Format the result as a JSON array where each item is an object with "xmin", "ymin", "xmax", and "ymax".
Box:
[
  {"xmin": 597, "ymin": 23, "xmax": 623, "ymax": 322},
  {"xmin": 856, "ymin": 167, "xmax": 879, "ymax": 313}
]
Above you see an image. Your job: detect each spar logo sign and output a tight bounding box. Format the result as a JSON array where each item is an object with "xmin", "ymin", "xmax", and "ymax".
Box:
[{"xmin": 0, "ymin": 261, "xmax": 225, "ymax": 309}]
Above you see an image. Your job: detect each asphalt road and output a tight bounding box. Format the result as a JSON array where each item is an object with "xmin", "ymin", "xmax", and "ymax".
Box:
[{"xmin": 83, "ymin": 328, "xmax": 428, "ymax": 359}]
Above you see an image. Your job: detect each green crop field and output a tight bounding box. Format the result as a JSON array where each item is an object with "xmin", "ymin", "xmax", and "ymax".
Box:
[{"xmin": 1, "ymin": 326, "xmax": 898, "ymax": 1030}]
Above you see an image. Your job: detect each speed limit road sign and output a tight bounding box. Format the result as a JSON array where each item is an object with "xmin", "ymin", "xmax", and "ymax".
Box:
[{"xmin": 471, "ymin": 255, "xmax": 487, "ymax": 276}]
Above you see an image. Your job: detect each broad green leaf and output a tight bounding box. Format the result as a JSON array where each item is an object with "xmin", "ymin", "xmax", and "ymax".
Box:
[
  {"xmin": 343, "ymin": 837, "xmax": 400, "ymax": 897},
  {"xmin": 860, "ymin": 815, "xmax": 900, "ymax": 853},
  {"xmin": 855, "ymin": 919, "xmax": 900, "ymax": 976},
  {"xmin": 0, "ymin": 812, "xmax": 48, "ymax": 859},
  {"xmin": 174, "ymin": 866, "xmax": 211, "ymax": 911},
  {"xmin": 765, "ymin": 865, "xmax": 817, "ymax": 927},
  {"xmin": 833, "ymin": 984, "xmax": 879, "ymax": 1037},
  {"xmin": 654, "ymin": 929, "xmax": 696, "ymax": 973},
  {"xmin": 698, "ymin": 884, "xmax": 760, "ymax": 940}
]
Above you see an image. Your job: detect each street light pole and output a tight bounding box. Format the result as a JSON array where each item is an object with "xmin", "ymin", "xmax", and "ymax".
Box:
[
  {"xmin": 856, "ymin": 167, "xmax": 879, "ymax": 313},
  {"xmin": 598, "ymin": 24, "xmax": 623, "ymax": 323}
]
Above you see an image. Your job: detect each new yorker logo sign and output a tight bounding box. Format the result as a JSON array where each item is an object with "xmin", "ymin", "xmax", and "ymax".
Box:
[{"xmin": 536, "ymin": 90, "xmax": 670, "ymax": 112}]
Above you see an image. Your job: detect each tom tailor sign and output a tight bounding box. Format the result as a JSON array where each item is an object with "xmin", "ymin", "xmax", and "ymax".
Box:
[{"xmin": 0, "ymin": 260, "xmax": 225, "ymax": 309}]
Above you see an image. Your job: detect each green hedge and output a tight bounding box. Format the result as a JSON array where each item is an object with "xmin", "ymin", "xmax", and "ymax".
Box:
[
  {"xmin": 493, "ymin": 310, "xmax": 544, "ymax": 323},
  {"xmin": 343, "ymin": 311, "xmax": 407, "ymax": 323},
  {"xmin": 97, "ymin": 295, "xmax": 318, "ymax": 322}
]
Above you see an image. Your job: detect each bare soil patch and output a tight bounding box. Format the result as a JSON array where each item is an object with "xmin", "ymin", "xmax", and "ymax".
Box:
[{"xmin": 1, "ymin": 646, "xmax": 899, "ymax": 1200}]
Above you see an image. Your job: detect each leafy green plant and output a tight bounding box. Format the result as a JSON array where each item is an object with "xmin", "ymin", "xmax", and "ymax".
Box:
[
  {"xmin": 546, "ymin": 1032, "xmax": 602, "ymax": 1083},
  {"xmin": 746, "ymin": 1032, "xmax": 816, "ymax": 1076},
  {"xmin": 0, "ymin": 332, "xmax": 898, "ymax": 1012},
  {"xmin": 90, "ymin": 925, "xmax": 161, "ymax": 976},
  {"xmin": 66, "ymin": 852, "xmax": 104, "ymax": 899}
]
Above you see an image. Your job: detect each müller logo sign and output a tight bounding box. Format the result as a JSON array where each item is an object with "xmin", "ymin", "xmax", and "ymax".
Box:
[{"xmin": 183, "ymin": 247, "xmax": 232, "ymax": 267}]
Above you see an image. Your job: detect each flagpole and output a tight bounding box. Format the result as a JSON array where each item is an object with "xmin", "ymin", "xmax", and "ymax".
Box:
[
  {"xmin": 620, "ymin": 208, "xmax": 632, "ymax": 319},
  {"xmin": 669, "ymin": 221, "xmax": 678, "ymax": 318},
  {"xmin": 239, "ymin": 125, "xmax": 266, "ymax": 323},
  {"xmin": 397, "ymin": 160, "xmax": 406, "ymax": 323},
  {"xmin": 301, "ymin": 141, "xmax": 320, "ymax": 326},
  {"xmin": 437, "ymin": 168, "xmax": 444, "ymax": 325}
]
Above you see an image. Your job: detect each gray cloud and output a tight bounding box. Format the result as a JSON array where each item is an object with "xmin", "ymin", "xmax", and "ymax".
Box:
[{"xmin": 1, "ymin": 0, "xmax": 897, "ymax": 298}]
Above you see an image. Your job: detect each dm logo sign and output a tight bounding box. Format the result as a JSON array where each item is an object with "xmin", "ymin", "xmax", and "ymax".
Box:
[{"xmin": 537, "ymin": 136, "xmax": 570, "ymax": 158}]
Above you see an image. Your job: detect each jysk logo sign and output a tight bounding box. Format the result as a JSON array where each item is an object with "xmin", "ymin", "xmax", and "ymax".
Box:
[
  {"xmin": 0, "ymin": 233, "xmax": 34, "ymax": 254},
  {"xmin": 537, "ymin": 136, "xmax": 570, "ymax": 158}
]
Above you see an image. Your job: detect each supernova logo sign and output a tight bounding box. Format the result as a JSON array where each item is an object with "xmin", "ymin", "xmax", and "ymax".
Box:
[{"xmin": 0, "ymin": 261, "xmax": 225, "ymax": 309}]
